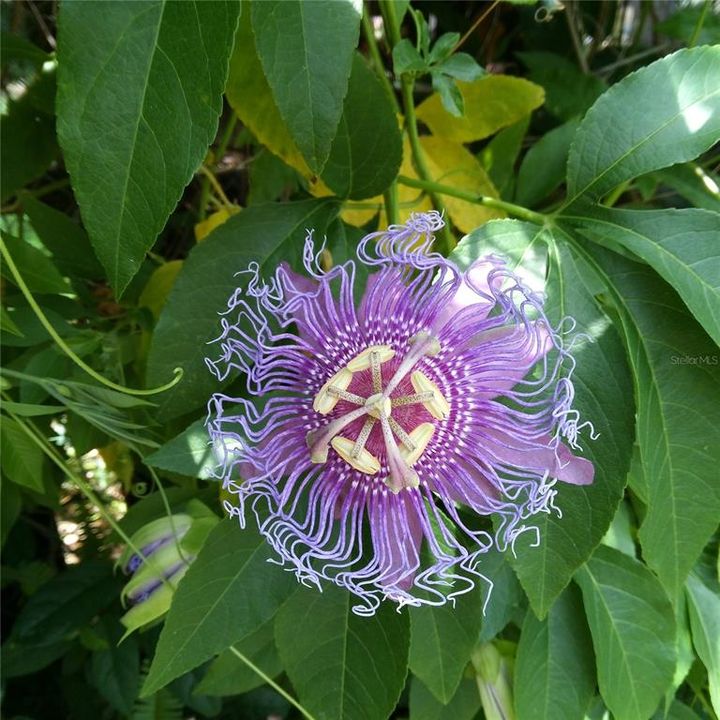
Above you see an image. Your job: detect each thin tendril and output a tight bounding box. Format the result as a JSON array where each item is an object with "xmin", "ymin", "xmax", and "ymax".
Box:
[
  {"xmin": 227, "ymin": 646, "xmax": 317, "ymax": 720},
  {"xmin": 0, "ymin": 236, "xmax": 183, "ymax": 397}
]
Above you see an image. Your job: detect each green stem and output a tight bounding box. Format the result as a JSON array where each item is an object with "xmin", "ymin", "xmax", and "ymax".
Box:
[
  {"xmin": 603, "ymin": 179, "xmax": 631, "ymax": 207},
  {"xmin": 383, "ymin": 184, "xmax": 399, "ymax": 225},
  {"xmin": 397, "ymin": 174, "xmax": 549, "ymax": 225},
  {"xmin": 399, "ymin": 76, "xmax": 455, "ymax": 249},
  {"xmin": 0, "ymin": 236, "xmax": 183, "ymax": 396},
  {"xmin": 689, "ymin": 0, "xmax": 711, "ymax": 47},
  {"xmin": 362, "ymin": 2, "xmax": 400, "ymax": 115},
  {"xmin": 227, "ymin": 646, "xmax": 317, "ymax": 720}
]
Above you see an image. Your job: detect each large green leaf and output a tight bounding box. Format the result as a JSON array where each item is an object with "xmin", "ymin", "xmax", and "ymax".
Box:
[
  {"xmin": 409, "ymin": 585, "xmax": 484, "ymax": 703},
  {"xmin": 409, "ymin": 676, "xmax": 481, "ymax": 720},
  {"xmin": 146, "ymin": 199, "xmax": 338, "ymax": 419},
  {"xmin": 507, "ymin": 235, "xmax": 635, "ymax": 617},
  {"xmin": 569, "ymin": 206, "xmax": 720, "ymax": 347},
  {"xmin": 575, "ymin": 545, "xmax": 676, "ymax": 720},
  {"xmin": 0, "ymin": 417, "xmax": 46, "ymax": 493},
  {"xmin": 582, "ymin": 245, "xmax": 720, "ymax": 598},
  {"xmin": 514, "ymin": 585, "xmax": 595, "ymax": 720},
  {"xmin": 144, "ymin": 420, "xmax": 216, "ymax": 480},
  {"xmin": 143, "ymin": 520, "xmax": 296, "ymax": 696},
  {"xmin": 196, "ymin": 621, "xmax": 283, "ymax": 697},
  {"xmin": 321, "ymin": 53, "xmax": 402, "ymax": 200},
  {"xmin": 515, "ymin": 119, "xmax": 579, "ymax": 209},
  {"xmin": 251, "ymin": 0, "xmax": 361, "ymax": 174},
  {"xmin": 11, "ymin": 562, "xmax": 119, "ymax": 644},
  {"xmin": 274, "ymin": 585, "xmax": 409, "ymax": 720},
  {"xmin": 565, "ymin": 46, "xmax": 720, "ymax": 206},
  {"xmin": 56, "ymin": 1, "xmax": 240, "ymax": 293},
  {"xmin": 1, "ymin": 233, "xmax": 70, "ymax": 295},
  {"xmin": 686, "ymin": 573, "xmax": 720, "ymax": 716}
]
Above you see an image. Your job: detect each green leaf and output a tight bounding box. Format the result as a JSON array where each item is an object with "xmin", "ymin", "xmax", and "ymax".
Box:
[
  {"xmin": 393, "ymin": 39, "xmax": 427, "ymax": 75},
  {"xmin": 582, "ymin": 245, "xmax": 720, "ymax": 598},
  {"xmin": 653, "ymin": 163, "xmax": 720, "ymax": 213},
  {"xmin": 565, "ymin": 47, "xmax": 720, "ymax": 207},
  {"xmin": 1, "ymin": 416, "xmax": 46, "ymax": 493},
  {"xmin": 506, "ymin": 233, "xmax": 635, "ymax": 616},
  {"xmin": 146, "ymin": 198, "xmax": 338, "ymax": 419},
  {"xmin": 432, "ymin": 73, "xmax": 464, "ymax": 118},
  {"xmin": 0, "ymin": 400, "xmax": 64, "ymax": 417},
  {"xmin": 251, "ymin": 0, "xmax": 361, "ymax": 173},
  {"xmin": 12, "ymin": 562, "xmax": 119, "ymax": 644},
  {"xmin": 480, "ymin": 116, "xmax": 530, "ymax": 197},
  {"xmin": 686, "ymin": 573, "xmax": 720, "ymax": 716},
  {"xmin": 0, "ymin": 71, "xmax": 57, "ymax": 203},
  {"xmin": 409, "ymin": 676, "xmax": 481, "ymax": 720},
  {"xmin": 90, "ymin": 619, "xmax": 140, "ymax": 716},
  {"xmin": 428, "ymin": 32, "xmax": 460, "ymax": 65},
  {"xmin": 274, "ymin": 585, "xmax": 410, "ymax": 720},
  {"xmin": 514, "ymin": 585, "xmax": 595, "ymax": 720},
  {"xmin": 1, "ymin": 233, "xmax": 70, "ymax": 295},
  {"xmin": 409, "ymin": 585, "xmax": 484, "ymax": 703},
  {"xmin": 23, "ymin": 196, "xmax": 103, "ymax": 280},
  {"xmin": 1, "ymin": 638, "xmax": 72, "ymax": 678},
  {"xmin": 196, "ymin": 621, "xmax": 283, "ymax": 697},
  {"xmin": 515, "ymin": 119, "xmax": 579, "ymax": 208},
  {"xmin": 142, "ymin": 519, "xmax": 296, "ymax": 696},
  {"xmin": 575, "ymin": 545, "xmax": 676, "ymax": 720},
  {"xmin": 56, "ymin": 0, "xmax": 240, "ymax": 293},
  {"xmin": 572, "ymin": 207, "xmax": 720, "ymax": 347},
  {"xmin": 436, "ymin": 54, "xmax": 484, "ymax": 83},
  {"xmin": 477, "ymin": 546, "xmax": 524, "ymax": 642},
  {"xmin": 321, "ymin": 53, "xmax": 403, "ymax": 200},
  {"xmin": 1, "ymin": 478, "xmax": 21, "ymax": 546},
  {"xmin": 1, "ymin": 306, "xmax": 23, "ymax": 336},
  {"xmin": 518, "ymin": 51, "xmax": 604, "ymax": 122},
  {"xmin": 657, "ymin": 4, "xmax": 720, "ymax": 46},
  {"xmin": 145, "ymin": 420, "xmax": 215, "ymax": 480},
  {"xmin": 658, "ymin": 700, "xmax": 704, "ymax": 720}
]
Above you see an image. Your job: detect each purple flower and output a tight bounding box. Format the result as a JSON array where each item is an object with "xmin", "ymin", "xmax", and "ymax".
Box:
[{"xmin": 206, "ymin": 212, "xmax": 593, "ymax": 616}]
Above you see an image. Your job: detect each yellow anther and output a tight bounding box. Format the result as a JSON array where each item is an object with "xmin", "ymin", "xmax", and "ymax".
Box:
[
  {"xmin": 346, "ymin": 345, "xmax": 395, "ymax": 371},
  {"xmin": 399, "ymin": 423, "xmax": 435, "ymax": 466},
  {"xmin": 331, "ymin": 437, "xmax": 381, "ymax": 475},
  {"xmin": 365, "ymin": 392, "xmax": 392, "ymax": 419},
  {"xmin": 409, "ymin": 331, "xmax": 441, "ymax": 356},
  {"xmin": 410, "ymin": 371, "xmax": 450, "ymax": 420},
  {"xmin": 313, "ymin": 368, "xmax": 353, "ymax": 415}
]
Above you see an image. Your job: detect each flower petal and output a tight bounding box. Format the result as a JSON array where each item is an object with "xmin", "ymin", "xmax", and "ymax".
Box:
[{"xmin": 482, "ymin": 429, "xmax": 594, "ymax": 486}]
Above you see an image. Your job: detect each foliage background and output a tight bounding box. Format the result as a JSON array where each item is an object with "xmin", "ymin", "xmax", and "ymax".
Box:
[{"xmin": 1, "ymin": 1, "xmax": 719, "ymax": 719}]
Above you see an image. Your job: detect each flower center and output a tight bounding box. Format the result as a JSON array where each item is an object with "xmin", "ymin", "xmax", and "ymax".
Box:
[{"xmin": 307, "ymin": 333, "xmax": 449, "ymax": 494}]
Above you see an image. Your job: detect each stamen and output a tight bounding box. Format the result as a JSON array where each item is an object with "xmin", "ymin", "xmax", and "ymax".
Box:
[
  {"xmin": 346, "ymin": 345, "xmax": 395, "ymax": 371},
  {"xmin": 410, "ymin": 371, "xmax": 450, "ymax": 420},
  {"xmin": 391, "ymin": 392, "xmax": 435, "ymax": 408},
  {"xmin": 399, "ymin": 423, "xmax": 435, "ymax": 467},
  {"xmin": 313, "ymin": 368, "xmax": 353, "ymax": 415},
  {"xmin": 331, "ymin": 436, "xmax": 380, "ymax": 474},
  {"xmin": 352, "ymin": 417, "xmax": 375, "ymax": 457},
  {"xmin": 370, "ymin": 350, "xmax": 383, "ymax": 393},
  {"xmin": 327, "ymin": 387, "xmax": 366, "ymax": 405},
  {"xmin": 387, "ymin": 417, "xmax": 416, "ymax": 451}
]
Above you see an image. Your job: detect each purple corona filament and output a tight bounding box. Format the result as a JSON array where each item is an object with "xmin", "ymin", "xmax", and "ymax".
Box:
[{"xmin": 206, "ymin": 212, "xmax": 594, "ymax": 616}]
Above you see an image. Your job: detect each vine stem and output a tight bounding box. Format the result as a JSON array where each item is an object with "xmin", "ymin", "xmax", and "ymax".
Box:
[
  {"xmin": 689, "ymin": 0, "xmax": 711, "ymax": 47},
  {"xmin": 383, "ymin": 0, "xmax": 455, "ymax": 252},
  {"xmin": 0, "ymin": 236, "xmax": 183, "ymax": 396},
  {"xmin": 397, "ymin": 174, "xmax": 549, "ymax": 226},
  {"xmin": 228, "ymin": 646, "xmax": 317, "ymax": 720},
  {"xmin": 198, "ymin": 164, "xmax": 234, "ymax": 209}
]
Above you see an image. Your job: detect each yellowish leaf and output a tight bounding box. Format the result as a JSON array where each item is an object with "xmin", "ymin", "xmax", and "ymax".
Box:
[
  {"xmin": 417, "ymin": 75, "xmax": 544, "ymax": 143},
  {"xmin": 194, "ymin": 206, "xmax": 240, "ymax": 243},
  {"xmin": 138, "ymin": 261, "xmax": 183, "ymax": 320},
  {"xmin": 420, "ymin": 136, "xmax": 505, "ymax": 233}
]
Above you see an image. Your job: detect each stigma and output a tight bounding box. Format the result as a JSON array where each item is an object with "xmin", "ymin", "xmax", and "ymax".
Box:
[{"xmin": 307, "ymin": 334, "xmax": 449, "ymax": 494}]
